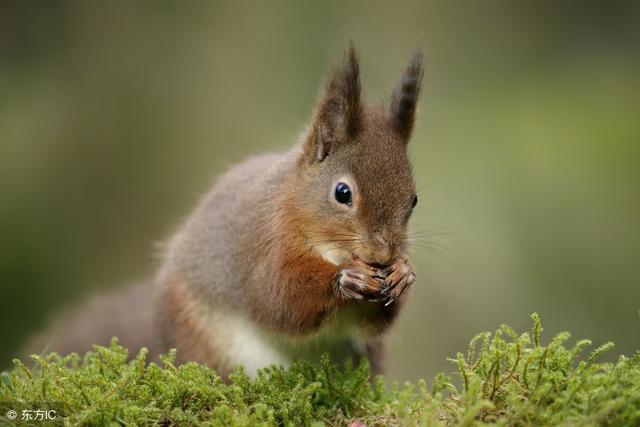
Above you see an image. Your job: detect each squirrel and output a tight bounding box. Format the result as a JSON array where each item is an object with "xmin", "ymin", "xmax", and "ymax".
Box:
[{"xmin": 24, "ymin": 45, "xmax": 424, "ymax": 379}]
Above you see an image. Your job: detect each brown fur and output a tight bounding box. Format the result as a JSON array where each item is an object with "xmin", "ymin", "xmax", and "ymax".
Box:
[{"xmin": 25, "ymin": 45, "xmax": 424, "ymax": 379}]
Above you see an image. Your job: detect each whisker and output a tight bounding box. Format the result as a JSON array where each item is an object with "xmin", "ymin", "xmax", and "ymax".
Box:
[
  {"xmin": 407, "ymin": 226, "xmax": 452, "ymax": 236},
  {"xmin": 410, "ymin": 240, "xmax": 458, "ymax": 262}
]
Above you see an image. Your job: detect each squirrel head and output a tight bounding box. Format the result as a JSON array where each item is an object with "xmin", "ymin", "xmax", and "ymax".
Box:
[{"xmin": 295, "ymin": 45, "xmax": 424, "ymax": 267}]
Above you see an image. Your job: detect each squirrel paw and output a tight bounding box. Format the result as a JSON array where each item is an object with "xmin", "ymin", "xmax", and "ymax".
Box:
[
  {"xmin": 335, "ymin": 259, "xmax": 386, "ymax": 301},
  {"xmin": 378, "ymin": 258, "xmax": 415, "ymax": 306}
]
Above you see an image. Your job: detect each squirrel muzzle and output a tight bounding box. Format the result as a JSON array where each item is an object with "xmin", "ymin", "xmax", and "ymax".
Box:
[{"xmin": 356, "ymin": 232, "xmax": 401, "ymax": 266}]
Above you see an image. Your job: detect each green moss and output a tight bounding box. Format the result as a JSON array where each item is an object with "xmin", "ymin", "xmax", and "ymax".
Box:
[{"xmin": 2, "ymin": 314, "xmax": 639, "ymax": 426}]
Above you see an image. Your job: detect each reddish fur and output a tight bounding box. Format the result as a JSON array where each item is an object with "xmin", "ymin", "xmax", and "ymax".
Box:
[{"xmin": 159, "ymin": 277, "xmax": 228, "ymax": 373}]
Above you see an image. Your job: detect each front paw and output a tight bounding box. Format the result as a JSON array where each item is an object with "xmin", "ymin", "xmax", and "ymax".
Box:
[
  {"xmin": 335, "ymin": 259, "xmax": 385, "ymax": 302},
  {"xmin": 379, "ymin": 258, "xmax": 415, "ymax": 306}
]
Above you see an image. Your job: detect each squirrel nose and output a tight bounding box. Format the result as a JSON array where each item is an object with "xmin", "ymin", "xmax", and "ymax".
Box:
[
  {"xmin": 372, "ymin": 248, "xmax": 393, "ymax": 266},
  {"xmin": 366, "ymin": 233, "xmax": 395, "ymax": 265}
]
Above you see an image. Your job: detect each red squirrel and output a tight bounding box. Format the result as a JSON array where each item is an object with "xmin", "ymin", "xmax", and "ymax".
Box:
[{"xmin": 26, "ymin": 46, "xmax": 423, "ymax": 378}]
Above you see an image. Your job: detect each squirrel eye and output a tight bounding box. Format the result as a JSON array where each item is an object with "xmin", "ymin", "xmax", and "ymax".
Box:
[
  {"xmin": 334, "ymin": 182, "xmax": 352, "ymax": 206},
  {"xmin": 412, "ymin": 195, "xmax": 418, "ymax": 208}
]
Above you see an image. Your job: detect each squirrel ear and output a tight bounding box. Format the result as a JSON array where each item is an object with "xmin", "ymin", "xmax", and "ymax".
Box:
[
  {"xmin": 306, "ymin": 44, "xmax": 362, "ymax": 162},
  {"xmin": 389, "ymin": 48, "xmax": 424, "ymax": 141}
]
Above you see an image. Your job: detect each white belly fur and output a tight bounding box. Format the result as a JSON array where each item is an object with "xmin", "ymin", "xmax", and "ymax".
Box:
[{"xmin": 211, "ymin": 306, "xmax": 366, "ymax": 377}]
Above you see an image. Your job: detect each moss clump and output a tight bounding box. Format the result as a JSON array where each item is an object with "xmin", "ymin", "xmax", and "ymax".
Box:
[{"xmin": 2, "ymin": 314, "xmax": 639, "ymax": 426}]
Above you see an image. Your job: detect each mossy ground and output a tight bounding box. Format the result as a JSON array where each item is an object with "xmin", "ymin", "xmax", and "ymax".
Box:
[{"xmin": 1, "ymin": 314, "xmax": 639, "ymax": 426}]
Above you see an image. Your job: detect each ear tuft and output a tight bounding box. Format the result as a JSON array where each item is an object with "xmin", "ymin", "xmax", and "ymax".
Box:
[
  {"xmin": 306, "ymin": 44, "xmax": 362, "ymax": 162},
  {"xmin": 389, "ymin": 48, "xmax": 424, "ymax": 141}
]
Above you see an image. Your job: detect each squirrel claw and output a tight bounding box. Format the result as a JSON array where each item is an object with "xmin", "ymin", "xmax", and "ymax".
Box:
[
  {"xmin": 378, "ymin": 258, "xmax": 415, "ymax": 305},
  {"xmin": 335, "ymin": 269, "xmax": 384, "ymax": 302},
  {"xmin": 336, "ymin": 257, "xmax": 415, "ymax": 304}
]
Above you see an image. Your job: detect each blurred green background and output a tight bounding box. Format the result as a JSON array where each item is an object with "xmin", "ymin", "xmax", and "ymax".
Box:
[{"xmin": 1, "ymin": 1, "xmax": 639, "ymax": 382}]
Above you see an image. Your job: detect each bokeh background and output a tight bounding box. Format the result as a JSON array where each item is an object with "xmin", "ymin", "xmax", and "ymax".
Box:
[{"xmin": 1, "ymin": 1, "xmax": 639, "ymax": 382}]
